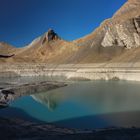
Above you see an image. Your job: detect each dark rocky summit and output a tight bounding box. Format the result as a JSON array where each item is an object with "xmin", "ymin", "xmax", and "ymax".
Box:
[
  {"xmin": 47, "ymin": 29, "xmax": 60, "ymax": 42},
  {"xmin": 42, "ymin": 29, "xmax": 60, "ymax": 44}
]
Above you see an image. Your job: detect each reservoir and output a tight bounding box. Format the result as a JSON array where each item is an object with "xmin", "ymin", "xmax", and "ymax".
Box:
[{"xmin": 1, "ymin": 79, "xmax": 140, "ymax": 129}]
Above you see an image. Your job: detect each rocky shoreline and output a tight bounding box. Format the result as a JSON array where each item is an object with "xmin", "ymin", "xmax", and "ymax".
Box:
[
  {"xmin": 1, "ymin": 63, "xmax": 140, "ymax": 81},
  {"xmin": 0, "ymin": 81, "xmax": 67, "ymax": 107},
  {"xmin": 0, "ymin": 117, "xmax": 140, "ymax": 140}
]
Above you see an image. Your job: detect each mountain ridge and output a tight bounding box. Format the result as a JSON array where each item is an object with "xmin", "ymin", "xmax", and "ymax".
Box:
[{"xmin": 0, "ymin": 0, "xmax": 140, "ymax": 64}]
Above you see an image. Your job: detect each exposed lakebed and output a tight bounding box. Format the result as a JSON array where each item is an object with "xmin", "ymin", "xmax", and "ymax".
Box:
[{"xmin": 0, "ymin": 78, "xmax": 140, "ymax": 129}]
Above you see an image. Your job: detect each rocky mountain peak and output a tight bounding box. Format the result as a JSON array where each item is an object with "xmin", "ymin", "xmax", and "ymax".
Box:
[
  {"xmin": 46, "ymin": 29, "xmax": 60, "ymax": 42},
  {"xmin": 41, "ymin": 29, "xmax": 60, "ymax": 45}
]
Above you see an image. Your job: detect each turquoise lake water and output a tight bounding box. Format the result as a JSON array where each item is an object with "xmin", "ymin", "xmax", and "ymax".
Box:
[{"xmin": 1, "ymin": 80, "xmax": 140, "ymax": 129}]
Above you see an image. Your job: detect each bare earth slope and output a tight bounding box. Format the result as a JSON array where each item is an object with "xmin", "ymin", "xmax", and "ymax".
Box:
[
  {"xmin": 9, "ymin": 29, "xmax": 79, "ymax": 63},
  {"xmin": 0, "ymin": 42, "xmax": 19, "ymax": 63}
]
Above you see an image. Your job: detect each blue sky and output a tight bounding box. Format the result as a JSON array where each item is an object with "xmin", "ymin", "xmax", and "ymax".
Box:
[{"xmin": 0, "ymin": 0, "xmax": 126, "ymax": 47}]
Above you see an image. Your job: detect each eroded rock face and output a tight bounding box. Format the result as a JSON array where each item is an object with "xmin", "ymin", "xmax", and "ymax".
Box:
[
  {"xmin": 75, "ymin": 0, "xmax": 140, "ymax": 50},
  {"xmin": 71, "ymin": 0, "xmax": 140, "ymax": 64},
  {"xmin": 134, "ymin": 16, "xmax": 140, "ymax": 33},
  {"xmin": 101, "ymin": 0, "xmax": 140, "ymax": 49},
  {"xmin": 101, "ymin": 16, "xmax": 140, "ymax": 49}
]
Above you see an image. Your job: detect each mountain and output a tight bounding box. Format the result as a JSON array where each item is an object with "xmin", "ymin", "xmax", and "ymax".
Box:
[
  {"xmin": 72, "ymin": 0, "xmax": 140, "ymax": 63},
  {"xmin": 0, "ymin": 0, "xmax": 140, "ymax": 64},
  {"xmin": 9, "ymin": 29, "xmax": 79, "ymax": 63}
]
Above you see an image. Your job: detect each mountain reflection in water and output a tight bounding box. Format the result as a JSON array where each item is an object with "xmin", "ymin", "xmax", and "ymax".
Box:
[
  {"xmin": 32, "ymin": 81, "xmax": 140, "ymax": 112},
  {"xmin": 9, "ymin": 81, "xmax": 140, "ymax": 129}
]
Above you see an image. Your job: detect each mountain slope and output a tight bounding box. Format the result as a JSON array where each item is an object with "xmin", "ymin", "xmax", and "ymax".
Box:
[
  {"xmin": 0, "ymin": 0, "xmax": 140, "ymax": 64},
  {"xmin": 11, "ymin": 29, "xmax": 79, "ymax": 63},
  {"xmin": 70, "ymin": 0, "xmax": 140, "ymax": 63},
  {"xmin": 0, "ymin": 42, "xmax": 19, "ymax": 62},
  {"xmin": 0, "ymin": 42, "xmax": 17, "ymax": 55}
]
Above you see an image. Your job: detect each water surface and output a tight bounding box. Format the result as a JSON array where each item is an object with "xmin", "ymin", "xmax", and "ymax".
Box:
[{"xmin": 1, "ymin": 80, "xmax": 140, "ymax": 129}]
